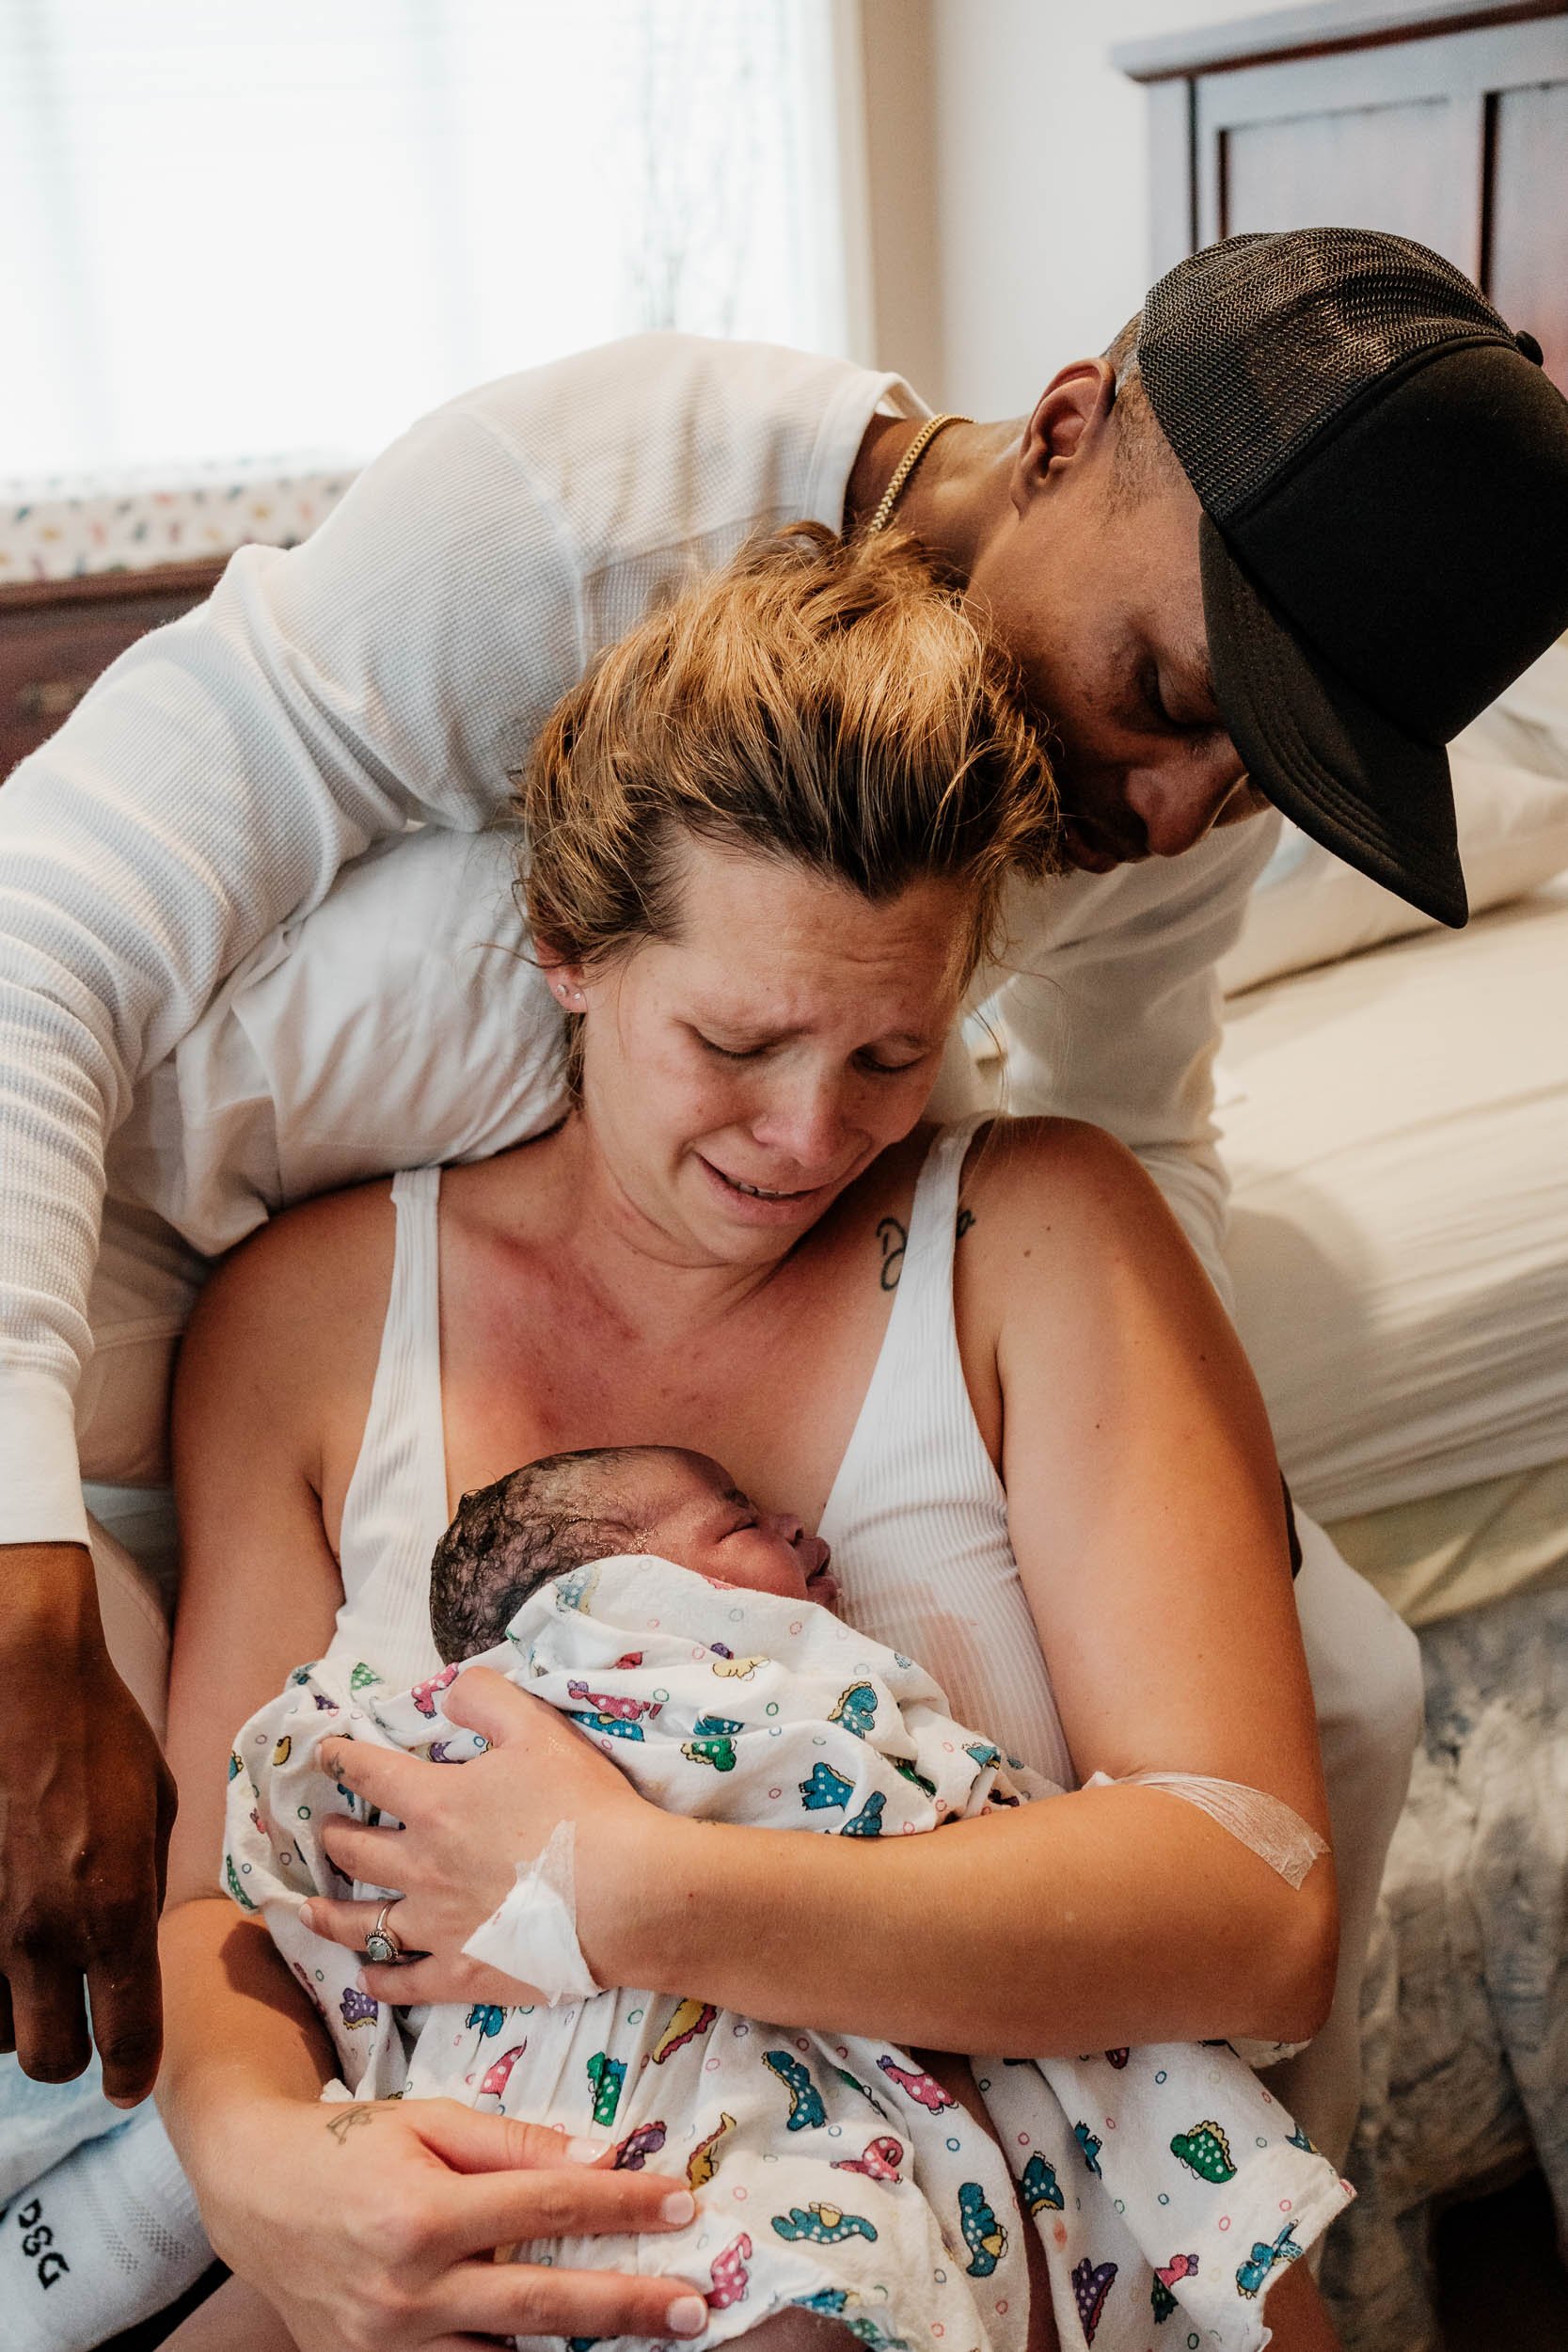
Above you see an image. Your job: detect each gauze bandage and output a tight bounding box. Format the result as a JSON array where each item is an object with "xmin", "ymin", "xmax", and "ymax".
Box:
[
  {"xmin": 1083, "ymin": 1770, "xmax": 1328, "ymax": 1889},
  {"xmin": 461, "ymin": 1820, "xmax": 603, "ymax": 2004}
]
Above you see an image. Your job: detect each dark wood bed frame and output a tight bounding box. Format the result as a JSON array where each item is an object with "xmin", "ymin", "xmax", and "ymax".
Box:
[{"xmin": 1114, "ymin": 0, "xmax": 1567, "ymax": 388}]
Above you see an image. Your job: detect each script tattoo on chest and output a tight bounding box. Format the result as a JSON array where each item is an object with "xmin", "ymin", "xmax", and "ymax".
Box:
[
  {"xmin": 876, "ymin": 1207, "xmax": 976, "ymax": 1290},
  {"xmin": 876, "ymin": 1216, "xmax": 907, "ymax": 1292}
]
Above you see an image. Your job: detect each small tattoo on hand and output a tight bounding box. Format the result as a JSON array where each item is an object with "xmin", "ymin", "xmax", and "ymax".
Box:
[{"xmin": 325, "ymin": 2105, "xmax": 377, "ymax": 2145}]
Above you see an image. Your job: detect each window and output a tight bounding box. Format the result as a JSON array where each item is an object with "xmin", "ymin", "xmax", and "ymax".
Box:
[{"xmin": 1, "ymin": 0, "xmax": 863, "ymax": 479}]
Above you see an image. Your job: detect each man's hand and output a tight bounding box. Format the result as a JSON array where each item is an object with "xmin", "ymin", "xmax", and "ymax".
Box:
[{"xmin": 0, "ymin": 1542, "xmax": 177, "ymax": 2104}]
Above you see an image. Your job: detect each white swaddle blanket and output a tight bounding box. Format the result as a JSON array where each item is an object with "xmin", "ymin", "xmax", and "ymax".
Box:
[{"xmin": 225, "ymin": 1555, "xmax": 1351, "ymax": 2352}]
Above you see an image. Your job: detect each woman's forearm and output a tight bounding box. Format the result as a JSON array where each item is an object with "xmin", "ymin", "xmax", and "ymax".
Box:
[
  {"xmin": 616, "ymin": 1783, "xmax": 1337, "ymax": 2058},
  {"xmin": 156, "ymin": 1896, "xmax": 335, "ymax": 2185}
]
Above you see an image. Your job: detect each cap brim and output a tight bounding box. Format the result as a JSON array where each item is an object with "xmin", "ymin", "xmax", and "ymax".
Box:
[{"xmin": 1199, "ymin": 514, "xmax": 1468, "ymax": 927}]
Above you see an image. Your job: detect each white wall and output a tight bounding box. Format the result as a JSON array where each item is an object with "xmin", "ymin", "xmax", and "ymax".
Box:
[
  {"xmin": 869, "ymin": 0, "xmax": 1306, "ymax": 416},
  {"xmin": 856, "ymin": 0, "xmax": 944, "ymax": 395}
]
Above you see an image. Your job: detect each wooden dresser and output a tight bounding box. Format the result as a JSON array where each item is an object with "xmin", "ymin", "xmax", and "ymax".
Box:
[
  {"xmin": 0, "ymin": 456, "xmax": 351, "ymax": 783},
  {"xmin": 0, "ymin": 559, "xmax": 226, "ymax": 782}
]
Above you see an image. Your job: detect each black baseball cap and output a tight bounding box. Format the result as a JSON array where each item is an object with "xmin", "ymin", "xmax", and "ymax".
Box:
[{"xmin": 1138, "ymin": 229, "xmax": 1568, "ymax": 926}]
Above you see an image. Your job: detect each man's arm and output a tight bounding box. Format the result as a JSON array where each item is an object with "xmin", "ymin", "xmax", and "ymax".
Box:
[
  {"xmin": 0, "ymin": 1541, "xmax": 177, "ymax": 2097},
  {"xmin": 989, "ymin": 811, "xmax": 1280, "ymax": 1311},
  {"xmin": 0, "ymin": 399, "xmax": 580, "ymax": 1540},
  {"xmin": 0, "ymin": 394, "xmax": 580, "ymax": 2092}
]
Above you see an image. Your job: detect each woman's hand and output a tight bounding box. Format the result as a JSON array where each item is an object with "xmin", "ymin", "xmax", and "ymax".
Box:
[
  {"xmin": 302, "ymin": 1666, "xmax": 660, "ymax": 2007},
  {"xmin": 202, "ymin": 2090, "xmax": 707, "ymax": 2352}
]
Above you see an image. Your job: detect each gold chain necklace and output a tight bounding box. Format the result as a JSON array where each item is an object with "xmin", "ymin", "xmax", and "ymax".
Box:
[{"xmin": 863, "ymin": 411, "xmax": 973, "ymax": 535}]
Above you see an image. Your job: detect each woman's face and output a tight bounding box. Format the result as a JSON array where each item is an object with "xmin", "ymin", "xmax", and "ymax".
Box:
[{"xmin": 562, "ymin": 837, "xmax": 974, "ymax": 1266}]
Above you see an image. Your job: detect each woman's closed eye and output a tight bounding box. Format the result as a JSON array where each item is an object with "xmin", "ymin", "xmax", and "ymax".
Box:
[
  {"xmin": 695, "ymin": 1030, "xmax": 768, "ymax": 1061},
  {"xmin": 693, "ymin": 1028, "xmax": 924, "ymax": 1078}
]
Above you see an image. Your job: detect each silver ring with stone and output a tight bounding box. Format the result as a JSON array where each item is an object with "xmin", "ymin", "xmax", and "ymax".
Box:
[{"xmin": 363, "ymin": 1901, "xmax": 405, "ymax": 1966}]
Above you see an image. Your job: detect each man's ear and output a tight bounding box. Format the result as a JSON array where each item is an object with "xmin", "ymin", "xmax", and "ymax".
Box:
[{"xmin": 1011, "ymin": 358, "xmax": 1117, "ymax": 512}]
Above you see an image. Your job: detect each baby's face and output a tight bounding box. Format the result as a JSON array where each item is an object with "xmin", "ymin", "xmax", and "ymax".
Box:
[{"xmin": 625, "ymin": 1450, "xmax": 836, "ymax": 1606}]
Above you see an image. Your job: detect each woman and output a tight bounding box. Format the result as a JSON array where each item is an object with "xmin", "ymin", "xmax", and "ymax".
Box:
[{"xmin": 157, "ymin": 527, "xmax": 1338, "ymax": 2351}]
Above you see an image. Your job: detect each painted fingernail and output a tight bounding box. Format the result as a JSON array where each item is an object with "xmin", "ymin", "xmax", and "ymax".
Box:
[
  {"xmin": 667, "ymin": 2294, "xmax": 707, "ymax": 2337},
  {"xmin": 566, "ymin": 2135, "xmax": 610, "ymax": 2163},
  {"xmin": 660, "ymin": 2190, "xmax": 696, "ymax": 2226}
]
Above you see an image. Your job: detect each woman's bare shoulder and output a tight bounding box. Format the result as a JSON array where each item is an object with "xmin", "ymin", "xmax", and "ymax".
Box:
[
  {"xmin": 192, "ymin": 1177, "xmax": 397, "ymax": 1339},
  {"xmin": 955, "ymin": 1113, "xmax": 1242, "ymax": 1401},
  {"xmin": 959, "ymin": 1114, "xmax": 1164, "ymax": 1237},
  {"xmin": 953, "ymin": 1112, "xmax": 1218, "ymax": 1329},
  {"xmin": 177, "ymin": 1178, "xmax": 399, "ymax": 1455}
]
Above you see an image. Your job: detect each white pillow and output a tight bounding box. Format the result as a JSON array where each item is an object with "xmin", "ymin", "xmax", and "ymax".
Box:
[{"xmin": 1219, "ymin": 637, "xmax": 1568, "ymax": 997}]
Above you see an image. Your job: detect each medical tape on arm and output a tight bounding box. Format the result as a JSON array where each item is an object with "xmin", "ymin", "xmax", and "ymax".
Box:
[
  {"xmin": 1083, "ymin": 1770, "xmax": 1328, "ymax": 1889},
  {"xmin": 461, "ymin": 1820, "xmax": 604, "ymax": 2004}
]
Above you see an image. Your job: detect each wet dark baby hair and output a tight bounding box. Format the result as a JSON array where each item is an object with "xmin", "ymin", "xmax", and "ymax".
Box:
[{"xmin": 428, "ymin": 1444, "xmax": 662, "ymax": 1663}]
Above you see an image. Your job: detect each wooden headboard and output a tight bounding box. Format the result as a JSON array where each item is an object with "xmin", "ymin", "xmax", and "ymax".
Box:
[{"xmin": 1113, "ymin": 0, "xmax": 1568, "ymax": 387}]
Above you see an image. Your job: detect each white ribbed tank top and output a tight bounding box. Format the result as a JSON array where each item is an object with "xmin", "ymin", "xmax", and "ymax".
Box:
[
  {"xmin": 328, "ymin": 1165, "xmax": 450, "ymax": 1689},
  {"xmin": 327, "ymin": 1124, "xmax": 1074, "ymax": 1786}
]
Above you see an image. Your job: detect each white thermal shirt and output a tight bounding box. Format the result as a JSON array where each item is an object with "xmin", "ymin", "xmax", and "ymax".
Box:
[{"xmin": 0, "ymin": 334, "xmax": 1274, "ymax": 1545}]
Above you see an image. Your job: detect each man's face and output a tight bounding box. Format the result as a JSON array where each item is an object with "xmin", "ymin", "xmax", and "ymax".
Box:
[{"xmin": 965, "ymin": 377, "xmax": 1271, "ymax": 873}]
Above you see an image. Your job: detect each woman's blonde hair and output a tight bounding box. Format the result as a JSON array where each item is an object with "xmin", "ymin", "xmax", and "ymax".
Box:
[{"xmin": 515, "ymin": 522, "xmax": 1059, "ymax": 1068}]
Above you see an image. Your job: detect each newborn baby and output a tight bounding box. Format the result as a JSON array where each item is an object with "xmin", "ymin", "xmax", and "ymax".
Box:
[
  {"xmin": 226, "ymin": 1446, "xmax": 1350, "ymax": 2352},
  {"xmin": 427, "ymin": 1442, "xmax": 843, "ymax": 1657}
]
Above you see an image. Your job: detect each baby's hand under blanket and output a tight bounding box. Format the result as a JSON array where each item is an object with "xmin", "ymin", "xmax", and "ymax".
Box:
[{"xmin": 303, "ymin": 1665, "xmax": 660, "ymax": 2007}]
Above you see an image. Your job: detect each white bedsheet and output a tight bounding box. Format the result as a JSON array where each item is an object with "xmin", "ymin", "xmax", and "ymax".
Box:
[{"xmin": 1217, "ymin": 880, "xmax": 1568, "ymax": 1523}]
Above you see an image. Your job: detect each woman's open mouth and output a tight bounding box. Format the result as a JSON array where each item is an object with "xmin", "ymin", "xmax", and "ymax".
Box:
[{"xmin": 699, "ymin": 1156, "xmax": 829, "ymax": 1214}]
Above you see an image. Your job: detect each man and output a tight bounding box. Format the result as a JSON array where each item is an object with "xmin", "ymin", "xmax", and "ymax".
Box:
[{"xmin": 2, "ymin": 229, "xmax": 1565, "ymax": 2170}]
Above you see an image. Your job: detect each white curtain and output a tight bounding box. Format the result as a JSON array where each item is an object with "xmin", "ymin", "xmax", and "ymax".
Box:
[{"xmin": 0, "ymin": 0, "xmax": 860, "ymax": 479}]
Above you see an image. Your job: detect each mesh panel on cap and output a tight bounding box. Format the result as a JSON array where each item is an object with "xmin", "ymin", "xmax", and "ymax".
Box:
[{"xmin": 1141, "ymin": 229, "xmax": 1516, "ymax": 522}]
